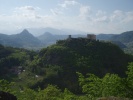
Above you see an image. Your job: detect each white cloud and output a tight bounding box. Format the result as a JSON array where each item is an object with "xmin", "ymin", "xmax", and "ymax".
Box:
[
  {"xmin": 50, "ymin": 9, "xmax": 63, "ymax": 16},
  {"xmin": 110, "ymin": 10, "xmax": 125, "ymax": 22},
  {"xmin": 94, "ymin": 16, "xmax": 108, "ymax": 23},
  {"xmin": 0, "ymin": 2, "xmax": 133, "ymax": 34},
  {"xmin": 50, "ymin": 9, "xmax": 58, "ymax": 16},
  {"xmin": 79, "ymin": 6, "xmax": 92, "ymax": 20},
  {"xmin": 96, "ymin": 10, "xmax": 106, "ymax": 17},
  {"xmin": 16, "ymin": 6, "xmax": 35, "ymax": 11},
  {"xmin": 0, "ymin": 6, "xmax": 51, "ymax": 31},
  {"xmin": 13, "ymin": 6, "xmax": 43, "ymax": 21},
  {"xmin": 123, "ymin": 11, "xmax": 133, "ymax": 23},
  {"xmin": 59, "ymin": 0, "xmax": 78, "ymax": 8}
]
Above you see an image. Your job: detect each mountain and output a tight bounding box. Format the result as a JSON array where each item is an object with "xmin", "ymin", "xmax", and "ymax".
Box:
[
  {"xmin": 38, "ymin": 32, "xmax": 127, "ymax": 49},
  {"xmin": 37, "ymin": 32, "xmax": 68, "ymax": 46},
  {"xmin": 11, "ymin": 29, "xmax": 43, "ymax": 47},
  {"xmin": 27, "ymin": 27, "xmax": 70, "ymax": 36},
  {"xmin": 110, "ymin": 31, "xmax": 133, "ymax": 43},
  {"xmin": 42, "ymin": 38, "xmax": 132, "ymax": 76},
  {"xmin": 109, "ymin": 31, "xmax": 133, "ymax": 54},
  {"xmin": 110, "ymin": 41, "xmax": 127, "ymax": 48},
  {"xmin": 28, "ymin": 27, "xmax": 86, "ymax": 36},
  {"xmin": 19, "ymin": 29, "xmax": 34, "ymax": 37},
  {"xmin": 96, "ymin": 34, "xmax": 115, "ymax": 40},
  {"xmin": 1, "ymin": 43, "xmax": 133, "ymax": 99},
  {"xmin": 1, "ymin": 29, "xmax": 133, "ymax": 50},
  {"xmin": 0, "ymin": 28, "xmax": 88, "ymax": 48},
  {"xmin": 31, "ymin": 38, "xmax": 133, "ymax": 93},
  {"xmin": 96, "ymin": 32, "xmax": 133, "ymax": 49},
  {"xmin": 38, "ymin": 32, "xmax": 91, "ymax": 46},
  {"xmin": 0, "ymin": 29, "xmax": 44, "ymax": 49}
]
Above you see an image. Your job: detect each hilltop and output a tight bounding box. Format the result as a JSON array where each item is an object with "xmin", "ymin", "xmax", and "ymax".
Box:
[
  {"xmin": 28, "ymin": 36, "xmax": 133, "ymax": 93},
  {"xmin": 0, "ymin": 36, "xmax": 133, "ymax": 98}
]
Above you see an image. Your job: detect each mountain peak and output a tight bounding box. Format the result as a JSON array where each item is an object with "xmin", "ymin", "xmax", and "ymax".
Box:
[
  {"xmin": 21, "ymin": 29, "xmax": 30, "ymax": 34},
  {"xmin": 19, "ymin": 29, "xmax": 34, "ymax": 37},
  {"xmin": 44, "ymin": 32, "xmax": 53, "ymax": 36}
]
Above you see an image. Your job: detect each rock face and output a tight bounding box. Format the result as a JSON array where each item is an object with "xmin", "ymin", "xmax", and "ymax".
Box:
[{"xmin": 0, "ymin": 91, "xmax": 17, "ymax": 100}]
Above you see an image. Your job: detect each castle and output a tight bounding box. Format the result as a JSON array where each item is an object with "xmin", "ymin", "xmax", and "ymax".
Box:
[
  {"xmin": 87, "ymin": 34, "xmax": 96, "ymax": 40},
  {"xmin": 68, "ymin": 34, "xmax": 96, "ymax": 40},
  {"xmin": 56, "ymin": 34, "xmax": 97, "ymax": 45}
]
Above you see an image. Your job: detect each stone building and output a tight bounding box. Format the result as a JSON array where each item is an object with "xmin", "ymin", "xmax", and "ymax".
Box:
[{"xmin": 87, "ymin": 34, "xmax": 96, "ymax": 40}]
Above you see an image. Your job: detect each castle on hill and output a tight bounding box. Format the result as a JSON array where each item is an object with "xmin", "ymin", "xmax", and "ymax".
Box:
[
  {"xmin": 68, "ymin": 34, "xmax": 96, "ymax": 40},
  {"xmin": 56, "ymin": 34, "xmax": 96, "ymax": 44}
]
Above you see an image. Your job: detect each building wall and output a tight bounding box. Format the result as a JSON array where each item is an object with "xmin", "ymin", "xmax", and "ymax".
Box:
[{"xmin": 87, "ymin": 34, "xmax": 96, "ymax": 40}]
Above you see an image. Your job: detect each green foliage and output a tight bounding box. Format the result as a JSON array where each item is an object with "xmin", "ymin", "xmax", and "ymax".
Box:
[
  {"xmin": 0, "ymin": 51, "xmax": 28, "ymax": 68},
  {"xmin": 101, "ymin": 74, "xmax": 124, "ymax": 97},
  {"xmin": 36, "ymin": 85, "xmax": 62, "ymax": 100},
  {"xmin": 17, "ymin": 88, "xmax": 37, "ymax": 100},
  {"xmin": 0, "ymin": 79, "xmax": 15, "ymax": 94},
  {"xmin": 125, "ymin": 62, "xmax": 133, "ymax": 98},
  {"xmin": 127, "ymin": 62, "xmax": 133, "ymax": 82},
  {"xmin": 77, "ymin": 71, "xmax": 131, "ymax": 98},
  {"xmin": 63, "ymin": 88, "xmax": 78, "ymax": 100},
  {"xmin": 28, "ymin": 55, "xmax": 41, "ymax": 74},
  {"xmin": 17, "ymin": 85, "xmax": 76, "ymax": 100},
  {"xmin": 1, "ymin": 39, "xmax": 133, "ymax": 99},
  {"xmin": 0, "ymin": 45, "xmax": 37, "ymax": 79},
  {"xmin": 0, "ymin": 47, "xmax": 12, "ymax": 58},
  {"xmin": 1, "ymin": 62, "xmax": 133, "ymax": 100},
  {"xmin": 77, "ymin": 72, "xmax": 102, "ymax": 97},
  {"xmin": 30, "ymin": 39, "xmax": 133, "ymax": 93},
  {"xmin": 45, "ymin": 39, "xmax": 133, "ymax": 77},
  {"xmin": 45, "ymin": 65, "xmax": 63, "ymax": 78}
]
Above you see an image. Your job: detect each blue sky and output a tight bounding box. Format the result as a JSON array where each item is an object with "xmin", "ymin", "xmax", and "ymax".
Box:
[{"xmin": 0, "ymin": 0, "xmax": 133, "ymax": 34}]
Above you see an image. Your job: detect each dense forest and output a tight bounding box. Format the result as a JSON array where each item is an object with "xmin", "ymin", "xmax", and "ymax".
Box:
[{"xmin": 0, "ymin": 38, "xmax": 133, "ymax": 99}]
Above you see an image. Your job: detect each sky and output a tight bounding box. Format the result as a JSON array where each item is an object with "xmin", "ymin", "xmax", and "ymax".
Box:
[{"xmin": 0, "ymin": 0, "xmax": 133, "ymax": 34}]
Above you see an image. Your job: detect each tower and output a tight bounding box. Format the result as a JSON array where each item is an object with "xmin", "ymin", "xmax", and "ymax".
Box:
[
  {"xmin": 68, "ymin": 35, "xmax": 71, "ymax": 39},
  {"xmin": 87, "ymin": 34, "xmax": 96, "ymax": 40}
]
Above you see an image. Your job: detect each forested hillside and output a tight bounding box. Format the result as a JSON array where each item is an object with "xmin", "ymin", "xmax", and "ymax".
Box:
[
  {"xmin": 27, "ymin": 38, "xmax": 133, "ymax": 93},
  {"xmin": 0, "ymin": 38, "xmax": 133, "ymax": 99},
  {"xmin": 0, "ymin": 44, "xmax": 36, "ymax": 79}
]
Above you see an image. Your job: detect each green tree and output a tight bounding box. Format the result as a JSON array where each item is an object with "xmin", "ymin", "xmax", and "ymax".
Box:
[
  {"xmin": 77, "ymin": 72, "xmax": 102, "ymax": 98},
  {"xmin": 126, "ymin": 62, "xmax": 133, "ymax": 98},
  {"xmin": 0, "ymin": 79, "xmax": 15, "ymax": 94},
  {"xmin": 63, "ymin": 88, "xmax": 78, "ymax": 100},
  {"xmin": 126, "ymin": 62, "xmax": 133, "ymax": 86},
  {"xmin": 17, "ymin": 88, "xmax": 36, "ymax": 100},
  {"xmin": 77, "ymin": 72, "xmax": 126, "ymax": 98},
  {"xmin": 101, "ymin": 73, "xmax": 125, "ymax": 97},
  {"xmin": 35, "ymin": 85, "xmax": 63, "ymax": 100}
]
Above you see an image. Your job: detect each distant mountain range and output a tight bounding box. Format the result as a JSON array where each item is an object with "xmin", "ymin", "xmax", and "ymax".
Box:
[
  {"xmin": 37, "ymin": 32, "xmax": 88, "ymax": 46},
  {"xmin": 97, "ymin": 31, "xmax": 133, "ymax": 54},
  {"xmin": 0, "ymin": 29, "xmax": 44, "ymax": 49},
  {"xmin": 96, "ymin": 34, "xmax": 115, "ymax": 40},
  {"xmin": 110, "ymin": 31, "xmax": 133, "ymax": 43},
  {"xmin": 0, "ymin": 28, "xmax": 133, "ymax": 50},
  {"xmin": 27, "ymin": 27, "xmax": 88, "ymax": 36}
]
